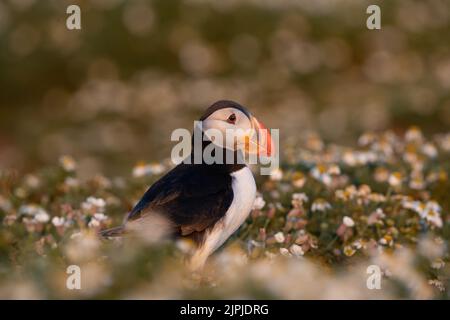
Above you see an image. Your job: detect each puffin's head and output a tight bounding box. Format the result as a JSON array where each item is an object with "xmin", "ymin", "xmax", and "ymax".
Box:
[{"xmin": 199, "ymin": 100, "xmax": 273, "ymax": 157}]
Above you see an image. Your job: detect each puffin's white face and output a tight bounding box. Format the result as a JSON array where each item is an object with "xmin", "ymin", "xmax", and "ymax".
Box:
[{"xmin": 201, "ymin": 107, "xmax": 272, "ymax": 157}]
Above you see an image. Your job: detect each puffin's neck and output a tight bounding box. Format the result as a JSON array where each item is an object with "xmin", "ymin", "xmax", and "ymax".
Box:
[{"xmin": 190, "ymin": 137, "xmax": 246, "ymax": 173}]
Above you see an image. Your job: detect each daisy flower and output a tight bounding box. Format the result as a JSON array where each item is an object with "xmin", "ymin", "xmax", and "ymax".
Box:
[
  {"xmin": 291, "ymin": 193, "xmax": 308, "ymax": 208},
  {"xmin": 252, "ymin": 195, "xmax": 266, "ymax": 210},
  {"xmin": 343, "ymin": 216, "xmax": 355, "ymax": 227},
  {"xmin": 59, "ymin": 155, "xmax": 77, "ymax": 172},
  {"xmin": 311, "ymin": 199, "xmax": 332, "ymax": 212},
  {"xmin": 388, "ymin": 172, "xmax": 403, "ymax": 187}
]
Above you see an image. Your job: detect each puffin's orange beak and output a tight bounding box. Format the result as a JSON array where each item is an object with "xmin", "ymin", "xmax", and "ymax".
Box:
[{"xmin": 244, "ymin": 117, "xmax": 273, "ymax": 157}]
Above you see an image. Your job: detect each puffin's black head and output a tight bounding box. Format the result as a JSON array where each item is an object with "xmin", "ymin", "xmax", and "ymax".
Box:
[
  {"xmin": 199, "ymin": 100, "xmax": 251, "ymax": 121},
  {"xmin": 198, "ymin": 100, "xmax": 273, "ymax": 157}
]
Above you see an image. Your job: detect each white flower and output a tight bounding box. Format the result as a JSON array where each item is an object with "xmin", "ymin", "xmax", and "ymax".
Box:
[
  {"xmin": 405, "ymin": 126, "xmax": 423, "ymax": 142},
  {"xmin": 291, "ymin": 193, "xmax": 308, "ymax": 208},
  {"xmin": 358, "ymin": 132, "xmax": 376, "ymax": 146},
  {"xmin": 426, "ymin": 201, "xmax": 441, "ymax": 213},
  {"xmin": 311, "ymin": 164, "xmax": 340, "ymax": 186},
  {"xmin": 289, "ymin": 244, "xmax": 304, "ymax": 257},
  {"xmin": 52, "ymin": 216, "xmax": 65, "ymax": 227},
  {"xmin": 403, "ymin": 200, "xmax": 443, "ymax": 228},
  {"xmin": 93, "ymin": 213, "xmax": 108, "ymax": 221},
  {"xmin": 292, "ymin": 193, "xmax": 308, "ymax": 203},
  {"xmin": 19, "ymin": 204, "xmax": 41, "ymax": 216},
  {"xmin": 19, "ymin": 204, "xmax": 49, "ymax": 223},
  {"xmin": 25, "ymin": 175, "xmax": 40, "ymax": 189},
  {"xmin": 279, "ymin": 248, "xmax": 291, "ymax": 257},
  {"xmin": 82, "ymin": 197, "xmax": 106, "ymax": 212},
  {"xmin": 132, "ymin": 162, "xmax": 165, "ymax": 178},
  {"xmin": 59, "ymin": 155, "xmax": 77, "ymax": 172},
  {"xmin": 343, "ymin": 245, "xmax": 356, "ymax": 256},
  {"xmin": 352, "ymin": 240, "xmax": 363, "ymax": 249},
  {"xmin": 409, "ymin": 173, "xmax": 425, "ymax": 190},
  {"xmin": 252, "ymin": 196, "xmax": 266, "ymax": 210},
  {"xmin": 292, "ymin": 173, "xmax": 306, "ymax": 188},
  {"xmin": 425, "ymin": 209, "xmax": 443, "ymax": 228},
  {"xmin": 311, "ymin": 199, "xmax": 332, "ymax": 212},
  {"xmin": 311, "ymin": 165, "xmax": 331, "ymax": 186},
  {"xmin": 343, "ymin": 216, "xmax": 355, "ymax": 227},
  {"xmin": 0, "ymin": 195, "xmax": 12, "ymax": 212},
  {"xmin": 274, "ymin": 232, "xmax": 285, "ymax": 243},
  {"xmin": 88, "ymin": 213, "xmax": 109, "ymax": 228},
  {"xmin": 437, "ymin": 133, "xmax": 450, "ymax": 151},
  {"xmin": 35, "ymin": 211, "xmax": 50, "ymax": 223},
  {"xmin": 176, "ymin": 239, "xmax": 195, "ymax": 254},
  {"xmin": 328, "ymin": 164, "xmax": 341, "ymax": 175},
  {"xmin": 88, "ymin": 219, "xmax": 100, "ymax": 228},
  {"xmin": 269, "ymin": 168, "xmax": 283, "ymax": 181},
  {"xmin": 431, "ymin": 258, "xmax": 445, "ymax": 270},
  {"xmin": 343, "ymin": 151, "xmax": 377, "ymax": 166},
  {"xmin": 422, "ymin": 143, "xmax": 438, "ymax": 158},
  {"xmin": 388, "ymin": 172, "xmax": 403, "ymax": 187},
  {"xmin": 428, "ymin": 279, "xmax": 445, "ymax": 292}
]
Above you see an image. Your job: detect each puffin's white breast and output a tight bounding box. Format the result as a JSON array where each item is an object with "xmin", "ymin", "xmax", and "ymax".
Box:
[
  {"xmin": 210, "ymin": 166, "xmax": 256, "ymax": 252},
  {"xmin": 189, "ymin": 166, "xmax": 256, "ymax": 270}
]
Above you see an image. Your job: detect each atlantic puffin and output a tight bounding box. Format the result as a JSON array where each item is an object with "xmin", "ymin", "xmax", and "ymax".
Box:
[{"xmin": 100, "ymin": 100, "xmax": 273, "ymax": 270}]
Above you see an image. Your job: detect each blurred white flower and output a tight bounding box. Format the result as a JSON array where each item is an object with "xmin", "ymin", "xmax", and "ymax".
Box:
[
  {"xmin": 403, "ymin": 200, "xmax": 443, "ymax": 228},
  {"xmin": 405, "ymin": 126, "xmax": 423, "ymax": 142},
  {"xmin": 388, "ymin": 172, "xmax": 403, "ymax": 187},
  {"xmin": 279, "ymin": 248, "xmax": 291, "ymax": 257},
  {"xmin": 93, "ymin": 213, "xmax": 108, "ymax": 221},
  {"xmin": 343, "ymin": 245, "xmax": 356, "ymax": 256},
  {"xmin": 132, "ymin": 162, "xmax": 165, "ymax": 178},
  {"xmin": 428, "ymin": 279, "xmax": 445, "ymax": 292},
  {"xmin": 82, "ymin": 197, "xmax": 106, "ymax": 213},
  {"xmin": 252, "ymin": 195, "xmax": 266, "ymax": 210},
  {"xmin": 289, "ymin": 244, "xmax": 304, "ymax": 257},
  {"xmin": 34, "ymin": 211, "xmax": 50, "ymax": 223},
  {"xmin": 409, "ymin": 172, "xmax": 425, "ymax": 190},
  {"xmin": 292, "ymin": 172, "xmax": 306, "ymax": 188},
  {"xmin": 368, "ymin": 208, "xmax": 386, "ymax": 225},
  {"xmin": 59, "ymin": 155, "xmax": 77, "ymax": 172},
  {"xmin": 425, "ymin": 210, "xmax": 443, "ymax": 228},
  {"xmin": 24, "ymin": 174, "xmax": 40, "ymax": 189},
  {"xmin": 51, "ymin": 216, "xmax": 65, "ymax": 227},
  {"xmin": 291, "ymin": 192, "xmax": 308, "ymax": 208},
  {"xmin": 88, "ymin": 213, "xmax": 109, "ymax": 228},
  {"xmin": 19, "ymin": 204, "xmax": 49, "ymax": 223},
  {"xmin": 292, "ymin": 193, "xmax": 309, "ymax": 203},
  {"xmin": 343, "ymin": 216, "xmax": 355, "ymax": 227},
  {"xmin": 311, "ymin": 165, "xmax": 331, "ymax": 185},
  {"xmin": 0, "ymin": 195, "xmax": 12, "ymax": 212},
  {"xmin": 431, "ymin": 258, "xmax": 445, "ymax": 270},
  {"xmin": 88, "ymin": 219, "xmax": 100, "ymax": 228},
  {"xmin": 269, "ymin": 168, "xmax": 283, "ymax": 181},
  {"xmin": 311, "ymin": 199, "xmax": 332, "ymax": 212},
  {"xmin": 274, "ymin": 232, "xmax": 285, "ymax": 243},
  {"xmin": 421, "ymin": 143, "xmax": 437, "ymax": 158}
]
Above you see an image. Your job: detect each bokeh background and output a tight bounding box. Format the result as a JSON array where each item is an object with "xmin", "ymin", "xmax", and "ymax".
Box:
[
  {"xmin": 0, "ymin": 0, "xmax": 449, "ymax": 178},
  {"xmin": 0, "ymin": 0, "xmax": 450, "ymax": 300}
]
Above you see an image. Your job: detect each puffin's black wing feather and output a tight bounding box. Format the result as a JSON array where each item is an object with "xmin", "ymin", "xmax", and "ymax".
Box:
[{"xmin": 127, "ymin": 163, "xmax": 234, "ymax": 235}]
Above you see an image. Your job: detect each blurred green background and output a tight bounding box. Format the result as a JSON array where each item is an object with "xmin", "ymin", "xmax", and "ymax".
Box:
[{"xmin": 0, "ymin": 0, "xmax": 449, "ymax": 177}]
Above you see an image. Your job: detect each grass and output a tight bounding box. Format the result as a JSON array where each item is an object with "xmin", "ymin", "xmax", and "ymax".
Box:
[{"xmin": 0, "ymin": 127, "xmax": 449, "ymax": 299}]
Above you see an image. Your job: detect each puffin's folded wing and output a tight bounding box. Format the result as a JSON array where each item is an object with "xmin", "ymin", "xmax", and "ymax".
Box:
[{"xmin": 126, "ymin": 163, "xmax": 234, "ymax": 237}]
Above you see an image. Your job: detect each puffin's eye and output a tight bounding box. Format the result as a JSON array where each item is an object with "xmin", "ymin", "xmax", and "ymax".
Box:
[{"xmin": 227, "ymin": 113, "xmax": 236, "ymax": 124}]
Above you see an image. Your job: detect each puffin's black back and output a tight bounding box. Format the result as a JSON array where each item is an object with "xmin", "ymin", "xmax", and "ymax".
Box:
[{"xmin": 125, "ymin": 145, "xmax": 246, "ymax": 243}]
